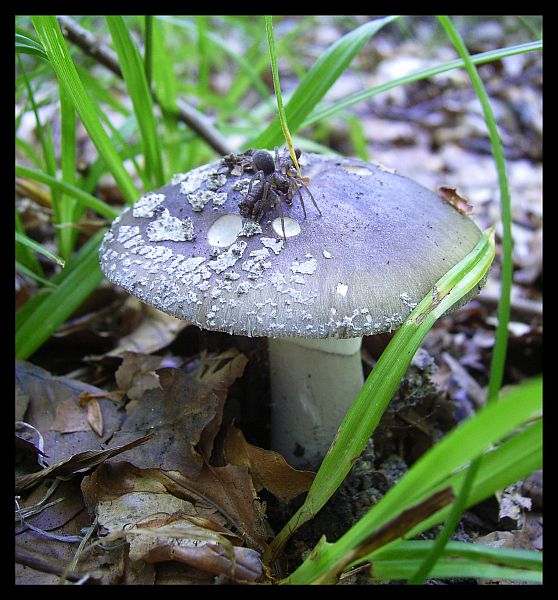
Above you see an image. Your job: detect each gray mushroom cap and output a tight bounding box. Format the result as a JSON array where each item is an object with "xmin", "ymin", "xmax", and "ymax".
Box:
[{"xmin": 99, "ymin": 153, "xmax": 483, "ymax": 338}]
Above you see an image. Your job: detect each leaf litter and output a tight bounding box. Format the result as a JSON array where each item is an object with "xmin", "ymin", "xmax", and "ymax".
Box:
[{"xmin": 15, "ymin": 346, "xmax": 316, "ymax": 583}]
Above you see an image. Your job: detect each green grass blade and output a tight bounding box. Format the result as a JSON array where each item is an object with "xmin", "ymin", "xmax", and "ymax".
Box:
[
  {"xmin": 74, "ymin": 62, "xmax": 132, "ymax": 117},
  {"xmin": 303, "ymin": 40, "xmax": 542, "ymax": 128},
  {"xmin": 16, "ymin": 52, "xmax": 62, "ymax": 251},
  {"xmin": 437, "ymin": 16, "xmax": 514, "ymax": 405},
  {"xmin": 15, "ymin": 231, "xmax": 65, "ymax": 267},
  {"xmin": 371, "ymin": 541, "xmax": 541, "ymax": 583},
  {"xmin": 144, "ymin": 15, "xmax": 153, "ymax": 90},
  {"xmin": 196, "ymin": 16, "xmax": 210, "ymax": 103},
  {"xmin": 15, "ymin": 229, "xmax": 106, "ymax": 360},
  {"xmin": 161, "ymin": 16, "xmax": 272, "ymax": 107},
  {"xmin": 32, "ymin": 16, "xmax": 139, "ymax": 204},
  {"xmin": 285, "ymin": 379, "xmax": 541, "ymax": 584},
  {"xmin": 407, "ymin": 17, "xmax": 520, "ymax": 583},
  {"xmin": 266, "ymin": 228, "xmax": 495, "ymax": 563},
  {"xmin": 265, "ymin": 16, "xmax": 300, "ymax": 173},
  {"xmin": 248, "ymin": 16, "xmax": 399, "ymax": 149},
  {"xmin": 106, "ymin": 16, "xmax": 165, "ymax": 189},
  {"xmin": 373, "ymin": 540, "xmax": 542, "ymax": 573},
  {"xmin": 58, "ymin": 82, "xmax": 79, "ymax": 260},
  {"xmin": 15, "ymin": 137, "xmax": 43, "ymax": 168},
  {"xmin": 15, "ymin": 32, "xmax": 48, "ymax": 60},
  {"xmin": 16, "ymin": 165, "xmax": 119, "ymax": 220},
  {"xmin": 15, "ymin": 206, "xmax": 43, "ymax": 276},
  {"xmin": 15, "ymin": 261, "xmax": 57, "ymax": 289}
]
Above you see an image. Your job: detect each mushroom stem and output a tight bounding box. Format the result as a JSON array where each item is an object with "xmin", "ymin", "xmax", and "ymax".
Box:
[{"xmin": 268, "ymin": 336, "xmax": 364, "ymax": 469}]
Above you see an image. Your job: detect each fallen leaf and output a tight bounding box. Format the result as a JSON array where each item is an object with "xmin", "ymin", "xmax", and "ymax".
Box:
[
  {"xmin": 15, "ymin": 434, "xmax": 153, "ymax": 492},
  {"xmin": 109, "ymin": 349, "xmax": 247, "ymax": 477},
  {"xmin": 106, "ymin": 305, "xmax": 188, "ymax": 357},
  {"xmin": 140, "ymin": 533, "xmax": 264, "ymax": 583},
  {"xmin": 162, "ymin": 463, "xmax": 271, "ymax": 553},
  {"xmin": 15, "ymin": 360, "xmax": 123, "ymax": 462},
  {"xmin": 436, "ymin": 186, "xmax": 474, "ymax": 215},
  {"xmin": 114, "ymin": 352, "xmax": 166, "ymax": 401},
  {"xmin": 496, "ymin": 483, "xmax": 532, "ymax": 523},
  {"xmin": 50, "ymin": 397, "xmax": 91, "ymax": 434},
  {"xmin": 224, "ymin": 425, "xmax": 314, "ymax": 503},
  {"xmin": 81, "ymin": 461, "xmax": 268, "ymax": 583}
]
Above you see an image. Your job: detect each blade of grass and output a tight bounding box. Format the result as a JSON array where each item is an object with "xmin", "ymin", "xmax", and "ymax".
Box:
[
  {"xmin": 266, "ymin": 228, "xmax": 495, "ymax": 563},
  {"xmin": 16, "ymin": 165, "xmax": 119, "ymax": 220},
  {"xmin": 265, "ymin": 16, "xmax": 300, "ymax": 173},
  {"xmin": 302, "ymin": 40, "xmax": 542, "ymax": 128},
  {"xmin": 16, "ymin": 52, "xmax": 62, "ymax": 251},
  {"xmin": 32, "ymin": 16, "xmax": 139, "ymax": 204},
  {"xmin": 407, "ymin": 15, "xmax": 518, "ymax": 583},
  {"xmin": 106, "ymin": 16, "xmax": 165, "ymax": 188},
  {"xmin": 15, "ymin": 137, "xmax": 43, "ymax": 168},
  {"xmin": 15, "ymin": 231, "xmax": 65, "ymax": 267},
  {"xmin": 438, "ymin": 16, "xmax": 514, "ymax": 405},
  {"xmin": 284, "ymin": 379, "xmax": 541, "ymax": 584},
  {"xmin": 196, "ymin": 16, "xmax": 210, "ymax": 104},
  {"xmin": 58, "ymin": 82, "xmax": 79, "ymax": 260},
  {"xmin": 161, "ymin": 16, "xmax": 273, "ymax": 108},
  {"xmin": 144, "ymin": 15, "xmax": 153, "ymax": 90},
  {"xmin": 15, "ymin": 206, "xmax": 44, "ymax": 277},
  {"xmin": 370, "ymin": 540, "xmax": 541, "ymax": 583},
  {"xmin": 15, "ymin": 32, "xmax": 48, "ymax": 60},
  {"xmin": 16, "ymin": 261, "xmax": 57, "ymax": 289},
  {"xmin": 248, "ymin": 15, "xmax": 399, "ymax": 149},
  {"xmin": 15, "ymin": 229, "xmax": 106, "ymax": 360},
  {"xmin": 402, "ymin": 417, "xmax": 541, "ymax": 539}
]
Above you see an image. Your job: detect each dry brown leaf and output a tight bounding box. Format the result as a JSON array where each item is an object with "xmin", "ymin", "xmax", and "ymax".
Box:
[
  {"xmin": 141, "ymin": 536, "xmax": 264, "ymax": 583},
  {"xmin": 86, "ymin": 398, "xmax": 104, "ymax": 436},
  {"xmin": 114, "ymin": 352, "xmax": 166, "ymax": 401},
  {"xmin": 15, "ymin": 434, "xmax": 153, "ymax": 492},
  {"xmin": 106, "ymin": 304, "xmax": 188, "ymax": 357},
  {"xmin": 109, "ymin": 349, "xmax": 247, "ymax": 477},
  {"xmin": 436, "ymin": 186, "xmax": 474, "ymax": 215},
  {"xmin": 161, "ymin": 463, "xmax": 271, "ymax": 553},
  {"xmin": 81, "ymin": 462, "xmax": 267, "ymax": 583},
  {"xmin": 16, "ymin": 360, "xmax": 123, "ymax": 463},
  {"xmin": 223, "ymin": 425, "xmax": 314, "ymax": 504},
  {"xmin": 50, "ymin": 397, "xmax": 91, "ymax": 434}
]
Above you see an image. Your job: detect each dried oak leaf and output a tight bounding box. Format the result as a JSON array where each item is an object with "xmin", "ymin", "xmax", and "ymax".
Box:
[
  {"xmin": 15, "ymin": 434, "xmax": 153, "ymax": 492},
  {"xmin": 114, "ymin": 352, "xmax": 167, "ymax": 401},
  {"xmin": 108, "ymin": 349, "xmax": 247, "ymax": 478},
  {"xmin": 161, "ymin": 463, "xmax": 271, "ymax": 553},
  {"xmin": 15, "ymin": 478, "xmax": 85, "ymax": 536},
  {"xmin": 106, "ymin": 304, "xmax": 188, "ymax": 357},
  {"xmin": 436, "ymin": 186, "xmax": 474, "ymax": 215},
  {"xmin": 81, "ymin": 461, "xmax": 267, "ymax": 583},
  {"xmin": 15, "ymin": 360, "xmax": 123, "ymax": 462},
  {"xmin": 223, "ymin": 424, "xmax": 314, "ymax": 503}
]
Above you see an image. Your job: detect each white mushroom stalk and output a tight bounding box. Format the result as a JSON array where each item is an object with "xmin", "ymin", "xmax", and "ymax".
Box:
[
  {"xmin": 99, "ymin": 150, "xmax": 484, "ymax": 471},
  {"xmin": 268, "ymin": 337, "xmax": 363, "ymax": 468}
]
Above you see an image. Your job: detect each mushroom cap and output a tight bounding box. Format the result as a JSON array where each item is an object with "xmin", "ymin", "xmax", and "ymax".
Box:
[{"xmin": 99, "ymin": 153, "xmax": 483, "ymax": 338}]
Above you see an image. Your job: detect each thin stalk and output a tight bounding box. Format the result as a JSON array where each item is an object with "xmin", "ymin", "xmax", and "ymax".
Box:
[
  {"xmin": 265, "ymin": 16, "xmax": 301, "ymax": 175},
  {"xmin": 438, "ymin": 17, "xmax": 514, "ymax": 406},
  {"xmin": 144, "ymin": 15, "xmax": 153, "ymax": 91},
  {"xmin": 407, "ymin": 15, "xmax": 516, "ymax": 584},
  {"xmin": 16, "ymin": 165, "xmax": 119, "ymax": 220}
]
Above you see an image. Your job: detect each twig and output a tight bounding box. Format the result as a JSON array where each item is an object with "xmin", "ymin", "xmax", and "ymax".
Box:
[
  {"xmin": 15, "ymin": 546, "xmax": 92, "ymax": 582},
  {"xmin": 57, "ymin": 16, "xmax": 233, "ymax": 156}
]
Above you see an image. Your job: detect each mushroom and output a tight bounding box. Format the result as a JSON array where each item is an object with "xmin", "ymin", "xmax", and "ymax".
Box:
[{"xmin": 99, "ymin": 152, "xmax": 483, "ymax": 469}]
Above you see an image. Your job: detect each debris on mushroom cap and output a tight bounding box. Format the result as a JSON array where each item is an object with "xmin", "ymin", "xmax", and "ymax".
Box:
[{"xmin": 99, "ymin": 153, "xmax": 484, "ymax": 338}]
